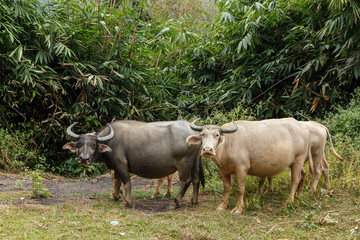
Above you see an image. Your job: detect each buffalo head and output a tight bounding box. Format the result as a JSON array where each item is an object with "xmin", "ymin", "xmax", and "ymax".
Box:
[
  {"xmin": 62, "ymin": 123, "xmax": 115, "ymax": 165},
  {"xmin": 186, "ymin": 119, "xmax": 238, "ymax": 158}
]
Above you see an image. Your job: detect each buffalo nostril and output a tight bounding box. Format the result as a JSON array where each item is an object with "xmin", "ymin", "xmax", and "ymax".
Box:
[
  {"xmin": 79, "ymin": 156, "xmax": 89, "ymax": 161},
  {"xmin": 202, "ymin": 147, "xmax": 213, "ymax": 153}
]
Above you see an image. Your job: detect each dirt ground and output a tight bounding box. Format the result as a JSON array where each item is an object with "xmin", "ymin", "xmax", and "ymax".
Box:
[{"xmin": 0, "ymin": 172, "xmax": 181, "ymax": 213}]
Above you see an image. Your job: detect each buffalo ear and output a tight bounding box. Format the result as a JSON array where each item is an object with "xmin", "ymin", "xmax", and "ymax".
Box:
[
  {"xmin": 98, "ymin": 144, "xmax": 112, "ymax": 153},
  {"xmin": 62, "ymin": 142, "xmax": 78, "ymax": 152},
  {"xmin": 186, "ymin": 135, "xmax": 202, "ymax": 145}
]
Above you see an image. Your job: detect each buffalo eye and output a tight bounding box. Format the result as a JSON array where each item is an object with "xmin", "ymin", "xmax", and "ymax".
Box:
[
  {"xmin": 78, "ymin": 141, "xmax": 83, "ymax": 147},
  {"xmin": 91, "ymin": 142, "xmax": 96, "ymax": 148},
  {"xmin": 201, "ymin": 133, "xmax": 205, "ymax": 137},
  {"xmin": 215, "ymin": 133, "xmax": 220, "ymax": 138}
]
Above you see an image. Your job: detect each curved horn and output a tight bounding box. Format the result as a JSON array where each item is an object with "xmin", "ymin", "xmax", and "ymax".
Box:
[
  {"xmin": 190, "ymin": 118, "xmax": 203, "ymax": 132},
  {"xmin": 97, "ymin": 124, "xmax": 115, "ymax": 142},
  {"xmin": 220, "ymin": 121, "xmax": 238, "ymax": 134},
  {"xmin": 66, "ymin": 123, "xmax": 80, "ymax": 139}
]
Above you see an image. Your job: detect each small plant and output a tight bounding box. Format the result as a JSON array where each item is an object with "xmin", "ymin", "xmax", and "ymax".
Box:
[
  {"xmin": 14, "ymin": 177, "xmax": 25, "ymax": 190},
  {"xmin": 300, "ymin": 211, "xmax": 320, "ymax": 230},
  {"xmin": 29, "ymin": 171, "xmax": 51, "ymax": 198}
]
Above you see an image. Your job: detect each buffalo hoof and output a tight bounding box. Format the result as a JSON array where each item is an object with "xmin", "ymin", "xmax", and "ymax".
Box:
[
  {"xmin": 166, "ymin": 204, "xmax": 176, "ymax": 210},
  {"xmin": 164, "ymin": 192, "xmax": 172, "ymax": 198},
  {"xmin": 230, "ymin": 208, "xmax": 243, "ymax": 214},
  {"xmin": 190, "ymin": 199, "xmax": 199, "ymax": 207},
  {"xmin": 173, "ymin": 199, "xmax": 181, "ymax": 209},
  {"xmin": 282, "ymin": 198, "xmax": 294, "ymax": 208},
  {"xmin": 111, "ymin": 193, "xmax": 120, "ymax": 201},
  {"xmin": 264, "ymin": 189, "xmax": 273, "ymax": 194},
  {"xmin": 216, "ymin": 205, "xmax": 227, "ymax": 211},
  {"xmin": 119, "ymin": 201, "xmax": 132, "ymax": 208}
]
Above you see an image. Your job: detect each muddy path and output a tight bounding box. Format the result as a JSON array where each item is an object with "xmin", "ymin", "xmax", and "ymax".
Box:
[{"xmin": 0, "ymin": 172, "xmax": 183, "ymax": 213}]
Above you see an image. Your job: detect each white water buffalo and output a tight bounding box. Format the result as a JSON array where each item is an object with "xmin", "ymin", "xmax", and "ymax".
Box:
[
  {"xmin": 258, "ymin": 120, "xmax": 343, "ymax": 195},
  {"xmin": 186, "ymin": 118, "xmax": 311, "ymax": 214},
  {"xmin": 63, "ymin": 120, "xmax": 204, "ymax": 208},
  {"xmin": 298, "ymin": 121, "xmax": 343, "ymax": 192}
]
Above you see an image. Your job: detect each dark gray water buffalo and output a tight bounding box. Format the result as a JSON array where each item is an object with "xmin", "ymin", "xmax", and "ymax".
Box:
[
  {"xmin": 63, "ymin": 120, "xmax": 204, "ymax": 208},
  {"xmin": 186, "ymin": 118, "xmax": 311, "ymax": 214}
]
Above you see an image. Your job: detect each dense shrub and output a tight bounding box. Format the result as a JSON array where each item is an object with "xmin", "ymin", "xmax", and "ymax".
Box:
[
  {"xmin": 326, "ymin": 89, "xmax": 360, "ymax": 141},
  {"xmin": 0, "ymin": 129, "xmax": 47, "ymax": 172}
]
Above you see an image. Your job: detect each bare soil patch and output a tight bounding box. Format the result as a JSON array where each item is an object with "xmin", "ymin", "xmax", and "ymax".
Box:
[{"xmin": 0, "ymin": 172, "xmax": 180, "ymax": 213}]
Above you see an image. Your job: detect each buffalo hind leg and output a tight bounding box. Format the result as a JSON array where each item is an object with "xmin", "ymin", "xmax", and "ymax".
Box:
[
  {"xmin": 257, "ymin": 177, "xmax": 266, "ymax": 194},
  {"xmin": 321, "ymin": 156, "xmax": 330, "ymax": 189},
  {"xmin": 165, "ymin": 174, "xmax": 175, "ymax": 197},
  {"xmin": 310, "ymin": 157, "xmax": 323, "ymax": 193},
  {"xmin": 258, "ymin": 176, "xmax": 274, "ymax": 195},
  {"xmin": 297, "ymin": 169, "xmax": 307, "ymax": 194},
  {"xmin": 153, "ymin": 177, "xmax": 166, "ymax": 198},
  {"xmin": 153, "ymin": 174, "xmax": 175, "ymax": 198},
  {"xmin": 191, "ymin": 176, "xmax": 200, "ymax": 206},
  {"xmin": 264, "ymin": 176, "xmax": 274, "ymax": 194},
  {"xmin": 190, "ymin": 153, "xmax": 202, "ymax": 206}
]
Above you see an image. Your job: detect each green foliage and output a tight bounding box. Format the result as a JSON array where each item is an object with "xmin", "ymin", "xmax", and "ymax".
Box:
[
  {"xmin": 0, "ymin": 128, "xmax": 47, "ymax": 172},
  {"xmin": 326, "ymin": 89, "xmax": 360, "ymax": 140},
  {"xmin": 181, "ymin": 0, "xmax": 360, "ymax": 118},
  {"xmin": 29, "ymin": 171, "xmax": 51, "ymax": 198}
]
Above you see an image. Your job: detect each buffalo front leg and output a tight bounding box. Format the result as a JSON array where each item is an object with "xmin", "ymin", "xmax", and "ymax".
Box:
[
  {"xmin": 174, "ymin": 167, "xmax": 193, "ymax": 208},
  {"xmin": 217, "ymin": 173, "xmax": 231, "ymax": 211},
  {"xmin": 111, "ymin": 170, "xmax": 122, "ymax": 200},
  {"xmin": 123, "ymin": 180, "xmax": 132, "ymax": 207},
  {"xmin": 231, "ymin": 170, "xmax": 247, "ymax": 214},
  {"xmin": 174, "ymin": 180, "xmax": 191, "ymax": 208}
]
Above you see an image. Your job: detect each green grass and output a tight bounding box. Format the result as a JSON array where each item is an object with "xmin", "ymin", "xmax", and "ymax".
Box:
[{"xmin": 0, "ymin": 183, "xmax": 359, "ymax": 239}]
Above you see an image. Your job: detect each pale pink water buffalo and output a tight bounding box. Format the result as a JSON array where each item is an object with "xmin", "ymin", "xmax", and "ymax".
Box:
[
  {"xmin": 186, "ymin": 118, "xmax": 312, "ymax": 213},
  {"xmin": 258, "ymin": 120, "xmax": 343, "ymax": 195}
]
